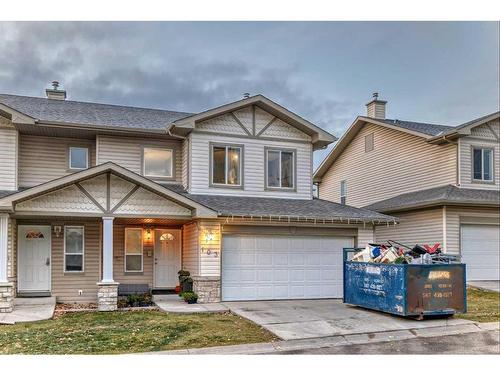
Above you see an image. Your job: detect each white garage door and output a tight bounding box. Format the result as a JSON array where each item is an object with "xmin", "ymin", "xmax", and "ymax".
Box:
[
  {"xmin": 222, "ymin": 234, "xmax": 354, "ymax": 301},
  {"xmin": 461, "ymin": 224, "xmax": 500, "ymax": 281}
]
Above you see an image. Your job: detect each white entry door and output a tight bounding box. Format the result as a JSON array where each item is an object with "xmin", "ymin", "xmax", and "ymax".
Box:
[
  {"xmin": 222, "ymin": 234, "xmax": 354, "ymax": 301},
  {"xmin": 18, "ymin": 225, "xmax": 51, "ymax": 293},
  {"xmin": 154, "ymin": 229, "xmax": 181, "ymax": 288},
  {"xmin": 461, "ymin": 224, "xmax": 500, "ymax": 281}
]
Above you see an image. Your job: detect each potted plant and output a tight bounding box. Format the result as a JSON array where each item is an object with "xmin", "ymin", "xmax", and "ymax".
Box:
[
  {"xmin": 178, "ymin": 270, "xmax": 193, "ymax": 293},
  {"xmin": 182, "ymin": 291, "xmax": 198, "ymax": 304}
]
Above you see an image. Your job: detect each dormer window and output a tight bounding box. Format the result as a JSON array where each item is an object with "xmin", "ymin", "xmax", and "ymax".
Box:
[
  {"xmin": 473, "ymin": 147, "xmax": 493, "ymax": 182},
  {"xmin": 69, "ymin": 146, "xmax": 89, "ymax": 170}
]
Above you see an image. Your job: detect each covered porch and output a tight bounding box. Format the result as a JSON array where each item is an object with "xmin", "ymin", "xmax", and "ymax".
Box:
[{"xmin": 0, "ymin": 163, "xmax": 219, "ymax": 312}]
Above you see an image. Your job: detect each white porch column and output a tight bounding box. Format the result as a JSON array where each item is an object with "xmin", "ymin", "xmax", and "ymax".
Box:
[
  {"xmin": 101, "ymin": 216, "xmax": 115, "ymax": 282},
  {"xmin": 0, "ymin": 214, "xmax": 14, "ymax": 313},
  {"xmin": 0, "ymin": 214, "xmax": 9, "ymax": 283},
  {"xmin": 97, "ymin": 216, "xmax": 118, "ymax": 311}
]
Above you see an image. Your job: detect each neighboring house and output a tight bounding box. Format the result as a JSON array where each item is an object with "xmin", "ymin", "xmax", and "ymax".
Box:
[
  {"xmin": 0, "ymin": 84, "xmax": 395, "ymax": 312},
  {"xmin": 314, "ymin": 94, "xmax": 500, "ymax": 281}
]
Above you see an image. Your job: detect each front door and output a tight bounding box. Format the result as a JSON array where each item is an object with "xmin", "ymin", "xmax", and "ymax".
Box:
[
  {"xmin": 154, "ymin": 229, "xmax": 181, "ymax": 288},
  {"xmin": 18, "ymin": 225, "xmax": 51, "ymax": 293}
]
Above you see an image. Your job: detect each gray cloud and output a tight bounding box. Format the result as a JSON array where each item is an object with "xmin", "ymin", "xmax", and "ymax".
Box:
[{"xmin": 0, "ymin": 21, "xmax": 498, "ymax": 168}]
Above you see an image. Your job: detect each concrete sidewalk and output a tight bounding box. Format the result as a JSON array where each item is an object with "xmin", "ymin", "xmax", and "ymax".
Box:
[
  {"xmin": 148, "ymin": 321, "xmax": 499, "ymax": 355},
  {"xmin": 0, "ymin": 297, "xmax": 55, "ymax": 325},
  {"xmin": 468, "ymin": 281, "xmax": 500, "ymax": 293},
  {"xmin": 154, "ymin": 295, "xmax": 228, "ymax": 313}
]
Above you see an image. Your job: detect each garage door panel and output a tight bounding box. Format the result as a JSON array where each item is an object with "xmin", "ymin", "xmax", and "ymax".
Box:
[
  {"xmin": 461, "ymin": 224, "xmax": 499, "ymax": 281},
  {"xmin": 257, "ymin": 253, "xmax": 273, "ymax": 265},
  {"xmin": 222, "ymin": 234, "xmax": 354, "ymax": 301},
  {"xmin": 273, "ymin": 253, "xmax": 288, "ymax": 265}
]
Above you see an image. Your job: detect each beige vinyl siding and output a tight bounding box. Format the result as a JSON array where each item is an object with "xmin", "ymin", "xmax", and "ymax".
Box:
[
  {"xmin": 374, "ymin": 208, "xmax": 444, "ymax": 248},
  {"xmin": 0, "ymin": 122, "xmax": 18, "ymax": 190},
  {"xmin": 357, "ymin": 225, "xmax": 374, "ymax": 248},
  {"xmin": 7, "ymin": 218, "xmax": 17, "ymax": 293},
  {"xmin": 199, "ymin": 221, "xmax": 221, "ymax": 276},
  {"xmin": 445, "ymin": 206, "xmax": 500, "ymax": 255},
  {"xmin": 189, "ymin": 133, "xmax": 313, "ymax": 199},
  {"xmin": 18, "ymin": 135, "xmax": 96, "ymax": 188},
  {"xmin": 51, "ymin": 221, "xmax": 100, "ymax": 303},
  {"xmin": 458, "ymin": 120, "xmax": 500, "ymax": 190},
  {"xmin": 182, "ymin": 222, "xmax": 199, "ymax": 276},
  {"xmin": 319, "ymin": 123, "xmax": 457, "ymax": 207},
  {"xmin": 112, "ymin": 224, "xmax": 153, "ymax": 287},
  {"xmin": 97, "ymin": 135, "xmax": 183, "ymax": 184},
  {"xmin": 181, "ymin": 138, "xmax": 189, "ymax": 189}
]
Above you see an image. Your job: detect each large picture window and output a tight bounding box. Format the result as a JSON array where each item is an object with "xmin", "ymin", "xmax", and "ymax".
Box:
[
  {"xmin": 125, "ymin": 228, "xmax": 143, "ymax": 272},
  {"xmin": 266, "ymin": 149, "xmax": 295, "ymax": 189},
  {"xmin": 143, "ymin": 147, "xmax": 173, "ymax": 178},
  {"xmin": 64, "ymin": 226, "xmax": 84, "ymax": 272},
  {"xmin": 473, "ymin": 147, "xmax": 493, "ymax": 182},
  {"xmin": 211, "ymin": 144, "xmax": 242, "ymax": 186}
]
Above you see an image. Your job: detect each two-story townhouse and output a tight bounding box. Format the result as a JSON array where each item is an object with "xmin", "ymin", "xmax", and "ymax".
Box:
[
  {"xmin": 314, "ymin": 94, "xmax": 500, "ymax": 281},
  {"xmin": 0, "ymin": 84, "xmax": 395, "ymax": 313}
]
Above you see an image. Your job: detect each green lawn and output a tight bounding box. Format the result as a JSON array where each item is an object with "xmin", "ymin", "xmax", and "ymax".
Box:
[
  {"xmin": 0, "ymin": 310, "xmax": 277, "ymax": 354},
  {"xmin": 456, "ymin": 287, "xmax": 500, "ymax": 323}
]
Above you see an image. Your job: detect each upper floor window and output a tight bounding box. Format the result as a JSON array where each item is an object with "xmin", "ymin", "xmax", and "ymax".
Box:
[
  {"xmin": 211, "ymin": 144, "xmax": 242, "ymax": 187},
  {"xmin": 266, "ymin": 148, "xmax": 295, "ymax": 189},
  {"xmin": 473, "ymin": 147, "xmax": 493, "ymax": 182},
  {"xmin": 365, "ymin": 133, "xmax": 374, "ymax": 152},
  {"xmin": 143, "ymin": 147, "xmax": 173, "ymax": 178},
  {"xmin": 69, "ymin": 146, "xmax": 89, "ymax": 170},
  {"xmin": 340, "ymin": 180, "xmax": 347, "ymax": 205},
  {"xmin": 64, "ymin": 226, "xmax": 84, "ymax": 272}
]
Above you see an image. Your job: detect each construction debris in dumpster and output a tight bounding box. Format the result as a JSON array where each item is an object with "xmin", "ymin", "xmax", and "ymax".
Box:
[{"xmin": 350, "ymin": 240, "xmax": 461, "ymax": 265}]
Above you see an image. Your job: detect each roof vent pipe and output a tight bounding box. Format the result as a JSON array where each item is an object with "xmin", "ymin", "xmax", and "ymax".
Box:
[
  {"xmin": 365, "ymin": 92, "xmax": 387, "ymax": 119},
  {"xmin": 45, "ymin": 81, "xmax": 67, "ymax": 100}
]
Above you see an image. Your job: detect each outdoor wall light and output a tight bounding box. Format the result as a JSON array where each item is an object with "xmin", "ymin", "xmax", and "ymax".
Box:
[{"xmin": 204, "ymin": 229, "xmax": 215, "ymax": 242}]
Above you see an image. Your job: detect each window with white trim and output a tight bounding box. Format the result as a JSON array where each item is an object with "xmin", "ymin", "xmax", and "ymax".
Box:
[
  {"xmin": 473, "ymin": 147, "xmax": 493, "ymax": 182},
  {"xmin": 143, "ymin": 147, "xmax": 173, "ymax": 178},
  {"xmin": 125, "ymin": 228, "xmax": 143, "ymax": 272},
  {"xmin": 266, "ymin": 149, "xmax": 295, "ymax": 189},
  {"xmin": 69, "ymin": 147, "xmax": 89, "ymax": 170},
  {"xmin": 211, "ymin": 145, "xmax": 242, "ymax": 186},
  {"xmin": 340, "ymin": 180, "xmax": 347, "ymax": 205},
  {"xmin": 64, "ymin": 226, "xmax": 84, "ymax": 272}
]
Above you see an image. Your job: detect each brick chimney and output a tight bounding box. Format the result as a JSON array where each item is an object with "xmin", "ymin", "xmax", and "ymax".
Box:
[
  {"xmin": 365, "ymin": 92, "xmax": 386, "ymax": 119},
  {"xmin": 45, "ymin": 81, "xmax": 67, "ymax": 100}
]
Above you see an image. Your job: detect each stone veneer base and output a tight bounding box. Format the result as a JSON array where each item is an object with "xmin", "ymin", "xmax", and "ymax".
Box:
[
  {"xmin": 192, "ymin": 276, "xmax": 221, "ymax": 303},
  {"xmin": 0, "ymin": 282, "xmax": 14, "ymax": 313},
  {"xmin": 97, "ymin": 282, "xmax": 119, "ymax": 312}
]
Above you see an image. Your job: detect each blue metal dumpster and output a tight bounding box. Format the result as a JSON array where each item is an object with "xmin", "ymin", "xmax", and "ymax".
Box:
[{"xmin": 343, "ymin": 248, "xmax": 467, "ymax": 318}]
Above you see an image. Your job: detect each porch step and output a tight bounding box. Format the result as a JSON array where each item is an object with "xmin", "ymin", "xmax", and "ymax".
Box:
[
  {"xmin": 151, "ymin": 289, "xmax": 177, "ymax": 295},
  {"xmin": 14, "ymin": 296, "xmax": 56, "ymax": 306},
  {"xmin": 152, "ymin": 294, "xmax": 181, "ymax": 302}
]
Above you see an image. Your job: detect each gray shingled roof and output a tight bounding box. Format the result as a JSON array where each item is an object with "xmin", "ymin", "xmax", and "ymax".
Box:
[
  {"xmin": 377, "ymin": 118, "xmax": 454, "ymax": 136},
  {"xmin": 364, "ymin": 185, "xmax": 500, "ymax": 213},
  {"xmin": 181, "ymin": 193, "xmax": 396, "ymax": 222},
  {"xmin": 0, "ymin": 94, "xmax": 193, "ymax": 131},
  {"xmin": 0, "ymin": 190, "xmax": 19, "ymax": 199}
]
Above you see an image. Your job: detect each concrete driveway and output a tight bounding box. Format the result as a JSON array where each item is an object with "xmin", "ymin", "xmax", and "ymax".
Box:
[{"xmin": 224, "ymin": 299, "xmax": 471, "ymax": 340}]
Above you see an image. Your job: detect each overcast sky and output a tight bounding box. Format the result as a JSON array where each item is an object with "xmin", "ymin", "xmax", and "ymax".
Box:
[{"xmin": 0, "ymin": 21, "xmax": 498, "ymax": 167}]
